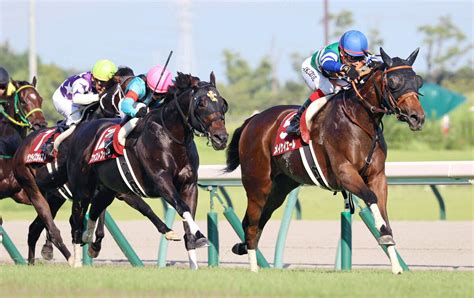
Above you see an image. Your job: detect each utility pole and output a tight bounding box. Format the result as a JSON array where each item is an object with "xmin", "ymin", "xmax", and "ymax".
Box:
[
  {"xmin": 323, "ymin": 0, "xmax": 329, "ymax": 45},
  {"xmin": 178, "ymin": 0, "xmax": 194, "ymax": 74},
  {"xmin": 29, "ymin": 0, "xmax": 37, "ymax": 81}
]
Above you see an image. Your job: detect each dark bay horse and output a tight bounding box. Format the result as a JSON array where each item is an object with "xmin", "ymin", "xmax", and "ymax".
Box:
[
  {"xmin": 13, "ymin": 70, "xmax": 174, "ymax": 265},
  {"xmin": 0, "ymin": 78, "xmax": 47, "ymax": 204},
  {"xmin": 225, "ymin": 48, "xmax": 425, "ymax": 274},
  {"xmin": 67, "ymin": 72, "xmax": 228, "ymax": 269}
]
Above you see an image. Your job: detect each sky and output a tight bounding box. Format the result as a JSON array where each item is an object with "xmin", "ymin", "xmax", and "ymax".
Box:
[{"xmin": 0, "ymin": 0, "xmax": 472, "ymax": 83}]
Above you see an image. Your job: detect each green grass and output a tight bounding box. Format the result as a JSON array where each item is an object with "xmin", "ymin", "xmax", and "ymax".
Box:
[{"xmin": 0, "ymin": 265, "xmax": 472, "ymax": 297}]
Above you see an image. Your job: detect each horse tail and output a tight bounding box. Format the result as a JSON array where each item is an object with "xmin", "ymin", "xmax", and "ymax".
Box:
[{"xmin": 225, "ymin": 116, "xmax": 255, "ymax": 173}]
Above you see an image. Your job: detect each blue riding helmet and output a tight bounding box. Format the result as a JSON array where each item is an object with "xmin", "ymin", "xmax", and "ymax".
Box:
[{"xmin": 339, "ymin": 30, "xmax": 368, "ymax": 57}]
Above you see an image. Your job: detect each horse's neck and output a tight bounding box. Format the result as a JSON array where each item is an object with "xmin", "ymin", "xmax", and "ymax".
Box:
[
  {"xmin": 0, "ymin": 121, "xmax": 24, "ymax": 151},
  {"xmin": 1, "ymin": 100, "xmax": 27, "ymax": 138}
]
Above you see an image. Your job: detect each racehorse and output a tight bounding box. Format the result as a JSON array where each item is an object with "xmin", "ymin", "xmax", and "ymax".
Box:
[
  {"xmin": 225, "ymin": 48, "xmax": 425, "ymax": 274},
  {"xmin": 13, "ymin": 69, "xmax": 175, "ymax": 265},
  {"xmin": 67, "ymin": 72, "xmax": 228, "ymax": 269},
  {"xmin": 0, "ymin": 78, "xmax": 47, "ymax": 204}
]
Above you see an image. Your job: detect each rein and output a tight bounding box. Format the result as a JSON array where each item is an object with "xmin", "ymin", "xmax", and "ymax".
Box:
[
  {"xmin": 0, "ymin": 85, "xmax": 43, "ymax": 128},
  {"xmin": 159, "ymin": 86, "xmax": 215, "ymax": 145}
]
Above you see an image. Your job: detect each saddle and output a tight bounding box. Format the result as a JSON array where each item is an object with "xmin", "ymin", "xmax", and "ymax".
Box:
[{"xmin": 273, "ymin": 94, "xmax": 334, "ymax": 157}]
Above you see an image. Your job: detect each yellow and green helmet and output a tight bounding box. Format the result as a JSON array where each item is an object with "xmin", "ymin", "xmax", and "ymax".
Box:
[{"xmin": 92, "ymin": 59, "xmax": 117, "ymax": 81}]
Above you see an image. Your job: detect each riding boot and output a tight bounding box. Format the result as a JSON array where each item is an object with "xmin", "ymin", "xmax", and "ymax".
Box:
[{"xmin": 286, "ymin": 98, "xmax": 312, "ymax": 136}]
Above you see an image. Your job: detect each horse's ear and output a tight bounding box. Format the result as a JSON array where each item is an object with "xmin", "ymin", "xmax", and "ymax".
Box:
[
  {"xmin": 380, "ymin": 47, "xmax": 393, "ymax": 68},
  {"xmin": 32, "ymin": 76, "xmax": 37, "ymax": 87},
  {"xmin": 11, "ymin": 79, "xmax": 19, "ymax": 89},
  {"xmin": 406, "ymin": 48, "xmax": 419, "ymax": 66},
  {"xmin": 210, "ymin": 71, "xmax": 216, "ymax": 87}
]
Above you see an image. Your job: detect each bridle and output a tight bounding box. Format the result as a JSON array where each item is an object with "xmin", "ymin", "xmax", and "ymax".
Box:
[
  {"xmin": 0, "ymin": 85, "xmax": 43, "ymax": 128},
  {"xmin": 159, "ymin": 83, "xmax": 227, "ymax": 145},
  {"xmin": 350, "ymin": 64, "xmax": 416, "ymax": 118}
]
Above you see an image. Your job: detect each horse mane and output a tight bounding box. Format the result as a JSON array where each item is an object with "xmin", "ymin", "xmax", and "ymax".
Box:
[
  {"xmin": 162, "ymin": 72, "xmax": 201, "ymax": 105},
  {"xmin": 12, "ymin": 80, "xmax": 31, "ymax": 87}
]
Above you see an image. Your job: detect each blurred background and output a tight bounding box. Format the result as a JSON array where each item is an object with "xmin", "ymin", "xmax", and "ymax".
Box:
[{"xmin": 0, "ymin": 0, "xmax": 472, "ymax": 221}]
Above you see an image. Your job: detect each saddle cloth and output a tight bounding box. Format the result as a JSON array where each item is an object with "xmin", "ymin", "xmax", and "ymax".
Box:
[
  {"xmin": 89, "ymin": 124, "xmax": 124, "ymax": 164},
  {"xmin": 25, "ymin": 129, "xmax": 59, "ymax": 164}
]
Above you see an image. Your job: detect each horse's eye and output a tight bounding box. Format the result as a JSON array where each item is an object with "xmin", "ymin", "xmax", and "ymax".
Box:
[
  {"xmin": 197, "ymin": 98, "xmax": 206, "ymax": 108},
  {"xmin": 415, "ymin": 75, "xmax": 423, "ymax": 89},
  {"xmin": 388, "ymin": 76, "xmax": 404, "ymax": 90}
]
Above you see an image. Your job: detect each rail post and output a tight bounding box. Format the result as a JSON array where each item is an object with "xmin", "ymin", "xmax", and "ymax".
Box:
[
  {"xmin": 274, "ymin": 188, "xmax": 300, "ymax": 268},
  {"xmin": 0, "ymin": 224, "xmax": 26, "ymax": 265},
  {"xmin": 207, "ymin": 186, "xmax": 219, "ymax": 266},
  {"xmin": 104, "ymin": 211, "xmax": 143, "ymax": 267},
  {"xmin": 157, "ymin": 200, "xmax": 177, "ymax": 267}
]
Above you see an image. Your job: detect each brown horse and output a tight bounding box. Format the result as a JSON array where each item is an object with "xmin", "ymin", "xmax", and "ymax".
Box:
[
  {"xmin": 0, "ymin": 78, "xmax": 47, "ymax": 204},
  {"xmin": 225, "ymin": 48, "xmax": 424, "ymax": 274}
]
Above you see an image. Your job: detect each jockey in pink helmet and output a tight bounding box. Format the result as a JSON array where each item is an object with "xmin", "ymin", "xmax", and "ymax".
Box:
[{"xmin": 119, "ymin": 64, "xmax": 173, "ymax": 119}]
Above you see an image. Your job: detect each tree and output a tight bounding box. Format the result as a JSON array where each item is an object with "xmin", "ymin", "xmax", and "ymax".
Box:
[
  {"xmin": 367, "ymin": 28, "xmax": 384, "ymax": 54},
  {"xmin": 328, "ymin": 10, "xmax": 354, "ymax": 40},
  {"xmin": 418, "ymin": 15, "xmax": 473, "ymax": 84}
]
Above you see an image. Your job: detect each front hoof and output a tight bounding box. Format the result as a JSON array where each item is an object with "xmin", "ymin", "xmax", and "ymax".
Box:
[
  {"xmin": 67, "ymin": 256, "xmax": 75, "ymax": 267},
  {"xmin": 378, "ymin": 235, "xmax": 396, "ymax": 245},
  {"xmin": 165, "ymin": 231, "xmax": 181, "ymax": 241},
  {"xmin": 392, "ymin": 266, "xmax": 403, "ymax": 275},
  {"xmin": 88, "ymin": 245, "xmax": 100, "ymax": 258},
  {"xmin": 232, "ymin": 243, "xmax": 248, "ymax": 255},
  {"xmin": 41, "ymin": 244, "xmax": 54, "ymax": 261},
  {"xmin": 194, "ymin": 231, "xmax": 209, "ymax": 248}
]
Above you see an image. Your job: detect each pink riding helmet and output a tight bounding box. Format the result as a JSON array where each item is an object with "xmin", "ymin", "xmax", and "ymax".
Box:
[{"xmin": 146, "ymin": 65, "xmax": 173, "ymax": 93}]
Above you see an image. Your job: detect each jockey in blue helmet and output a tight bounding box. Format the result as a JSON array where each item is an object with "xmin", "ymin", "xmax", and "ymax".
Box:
[{"xmin": 287, "ymin": 30, "xmax": 374, "ymax": 136}]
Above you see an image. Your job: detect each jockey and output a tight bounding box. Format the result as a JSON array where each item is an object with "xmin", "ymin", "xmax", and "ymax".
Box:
[
  {"xmin": 286, "ymin": 30, "xmax": 371, "ymax": 136},
  {"xmin": 116, "ymin": 64, "xmax": 173, "ymax": 146},
  {"xmin": 0, "ymin": 67, "xmax": 16, "ymax": 98},
  {"xmin": 44, "ymin": 59, "xmax": 117, "ymax": 157}
]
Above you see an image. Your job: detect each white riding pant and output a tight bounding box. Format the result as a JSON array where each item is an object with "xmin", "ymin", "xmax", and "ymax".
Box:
[
  {"xmin": 301, "ymin": 57, "xmax": 348, "ymax": 94},
  {"xmin": 52, "ymin": 89, "xmax": 82, "ymax": 125}
]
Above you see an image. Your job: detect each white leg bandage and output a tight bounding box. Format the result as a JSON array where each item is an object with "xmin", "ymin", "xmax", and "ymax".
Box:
[
  {"xmin": 187, "ymin": 249, "xmax": 198, "ymax": 270},
  {"xmin": 183, "ymin": 212, "xmax": 199, "ymax": 235},
  {"xmin": 73, "ymin": 243, "xmax": 82, "ymax": 268},
  {"xmin": 248, "ymin": 249, "xmax": 258, "ymax": 273},
  {"xmin": 387, "ymin": 246, "xmax": 403, "ymax": 275},
  {"xmin": 370, "ymin": 204, "xmax": 387, "ymax": 231}
]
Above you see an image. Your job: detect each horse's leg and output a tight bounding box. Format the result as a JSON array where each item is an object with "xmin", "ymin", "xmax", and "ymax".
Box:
[
  {"xmin": 179, "ymin": 183, "xmax": 202, "ymax": 270},
  {"xmin": 258, "ymin": 176, "xmax": 300, "ymax": 237},
  {"xmin": 368, "ymin": 171, "xmax": 403, "ymax": 274},
  {"xmin": 18, "ymin": 178, "xmax": 71, "ymax": 265},
  {"xmin": 335, "ymin": 164, "xmax": 402, "ymax": 274},
  {"xmin": 69, "ymin": 192, "xmax": 93, "ymax": 268},
  {"xmin": 11, "ymin": 189, "xmax": 32, "ymax": 205},
  {"xmin": 116, "ymin": 193, "xmax": 177, "ymax": 240},
  {"xmin": 83, "ymin": 188, "xmax": 116, "ymax": 245},
  {"xmin": 240, "ymin": 175, "xmax": 273, "ymax": 272},
  {"xmin": 88, "ymin": 210, "xmax": 105, "ymax": 258},
  {"xmin": 40, "ymin": 192, "xmax": 66, "ymax": 260},
  {"xmin": 155, "ymin": 176, "xmax": 207, "ymax": 248}
]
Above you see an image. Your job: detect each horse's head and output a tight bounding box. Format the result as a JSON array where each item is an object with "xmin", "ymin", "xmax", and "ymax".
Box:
[
  {"xmin": 10, "ymin": 78, "xmax": 48, "ymax": 130},
  {"xmin": 379, "ymin": 48, "xmax": 425, "ymax": 131},
  {"xmin": 170, "ymin": 72, "xmax": 229, "ymax": 150}
]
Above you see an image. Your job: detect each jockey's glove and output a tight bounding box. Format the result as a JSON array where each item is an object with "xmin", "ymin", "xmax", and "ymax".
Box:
[
  {"xmin": 135, "ymin": 107, "xmax": 147, "ymax": 118},
  {"xmin": 341, "ymin": 65, "xmax": 359, "ymax": 81}
]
